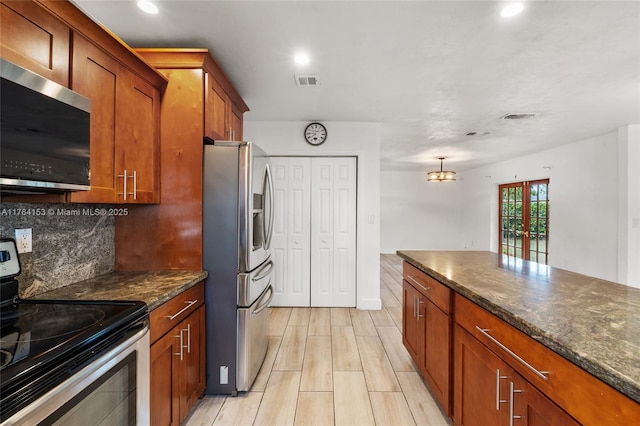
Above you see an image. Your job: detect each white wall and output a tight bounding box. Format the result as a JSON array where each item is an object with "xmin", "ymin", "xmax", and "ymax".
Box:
[
  {"xmin": 244, "ymin": 121, "xmax": 382, "ymax": 309},
  {"xmin": 381, "ymin": 130, "xmax": 632, "ymax": 284},
  {"xmin": 380, "ymin": 171, "xmax": 463, "ymax": 252},
  {"xmin": 617, "ymin": 125, "xmax": 640, "ymax": 287},
  {"xmin": 461, "ymin": 132, "xmax": 620, "ymax": 282}
]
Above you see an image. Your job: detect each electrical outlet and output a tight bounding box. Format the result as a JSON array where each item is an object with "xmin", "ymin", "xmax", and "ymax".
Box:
[
  {"xmin": 220, "ymin": 366, "xmax": 229, "ymax": 384},
  {"xmin": 15, "ymin": 228, "xmax": 32, "ymax": 254}
]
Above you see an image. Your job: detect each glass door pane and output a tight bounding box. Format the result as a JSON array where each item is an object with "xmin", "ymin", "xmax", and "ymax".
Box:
[{"xmin": 499, "ymin": 179, "xmax": 549, "ymax": 264}]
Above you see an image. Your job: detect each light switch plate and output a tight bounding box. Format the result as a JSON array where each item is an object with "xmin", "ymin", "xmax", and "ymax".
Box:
[{"xmin": 15, "ymin": 228, "xmax": 32, "ymax": 254}]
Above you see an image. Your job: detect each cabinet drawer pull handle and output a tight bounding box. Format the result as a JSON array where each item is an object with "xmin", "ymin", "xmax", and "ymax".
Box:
[
  {"xmin": 496, "ymin": 369, "xmax": 508, "ymax": 410},
  {"xmin": 476, "ymin": 326, "xmax": 549, "ymax": 381},
  {"xmin": 407, "ymin": 275, "xmax": 430, "ymax": 292},
  {"xmin": 166, "ymin": 299, "xmax": 198, "ymax": 321},
  {"xmin": 509, "ymin": 382, "xmax": 523, "ymax": 425}
]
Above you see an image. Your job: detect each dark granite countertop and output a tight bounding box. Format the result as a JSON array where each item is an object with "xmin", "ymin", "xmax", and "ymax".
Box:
[
  {"xmin": 31, "ymin": 270, "xmax": 208, "ymax": 311},
  {"xmin": 397, "ymin": 250, "xmax": 640, "ymax": 404}
]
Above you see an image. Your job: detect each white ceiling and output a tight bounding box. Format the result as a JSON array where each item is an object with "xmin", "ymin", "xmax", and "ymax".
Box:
[{"xmin": 72, "ymin": 0, "xmax": 640, "ymax": 172}]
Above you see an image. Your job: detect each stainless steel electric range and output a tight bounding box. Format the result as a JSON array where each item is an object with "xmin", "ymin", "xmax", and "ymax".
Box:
[{"xmin": 0, "ymin": 238, "xmax": 150, "ymax": 425}]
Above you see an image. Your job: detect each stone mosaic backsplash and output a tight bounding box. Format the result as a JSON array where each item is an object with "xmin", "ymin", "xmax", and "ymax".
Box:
[{"xmin": 0, "ymin": 202, "xmax": 115, "ymax": 297}]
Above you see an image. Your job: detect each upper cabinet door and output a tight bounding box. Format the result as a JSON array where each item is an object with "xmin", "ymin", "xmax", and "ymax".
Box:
[
  {"xmin": 69, "ymin": 34, "xmax": 118, "ymax": 203},
  {"xmin": 230, "ymin": 103, "xmax": 243, "ymax": 141},
  {"xmin": 0, "ymin": 1, "xmax": 70, "ymax": 86},
  {"xmin": 117, "ymin": 70, "xmax": 160, "ymax": 204},
  {"xmin": 204, "ymin": 72, "xmax": 228, "ymax": 140},
  {"xmin": 70, "ymin": 34, "xmax": 160, "ymax": 204}
]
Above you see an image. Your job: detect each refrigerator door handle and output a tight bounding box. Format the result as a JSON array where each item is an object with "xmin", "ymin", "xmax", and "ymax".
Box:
[
  {"xmin": 252, "ymin": 285, "xmax": 274, "ymax": 316},
  {"xmin": 264, "ymin": 163, "xmax": 275, "ymax": 250},
  {"xmin": 252, "ymin": 260, "xmax": 274, "ymax": 282}
]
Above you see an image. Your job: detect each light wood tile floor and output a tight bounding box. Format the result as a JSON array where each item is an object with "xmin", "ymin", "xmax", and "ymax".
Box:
[{"xmin": 185, "ymin": 254, "xmax": 451, "ymax": 426}]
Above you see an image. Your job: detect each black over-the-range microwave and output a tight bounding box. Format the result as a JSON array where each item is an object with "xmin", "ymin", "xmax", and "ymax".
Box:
[{"xmin": 0, "ymin": 58, "xmax": 91, "ymax": 193}]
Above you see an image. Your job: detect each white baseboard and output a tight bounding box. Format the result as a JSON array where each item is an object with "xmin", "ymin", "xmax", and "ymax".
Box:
[{"xmin": 357, "ymin": 298, "xmax": 382, "ymax": 310}]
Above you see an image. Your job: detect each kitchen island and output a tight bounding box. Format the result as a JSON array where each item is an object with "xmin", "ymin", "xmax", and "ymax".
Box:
[{"xmin": 398, "ymin": 250, "xmax": 640, "ymax": 425}]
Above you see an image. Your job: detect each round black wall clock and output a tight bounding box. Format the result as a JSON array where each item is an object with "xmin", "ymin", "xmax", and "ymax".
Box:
[{"xmin": 304, "ymin": 122, "xmax": 327, "ymax": 146}]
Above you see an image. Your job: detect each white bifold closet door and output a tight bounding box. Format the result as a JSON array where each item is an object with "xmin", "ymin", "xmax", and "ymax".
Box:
[
  {"xmin": 271, "ymin": 157, "xmax": 312, "ymax": 306},
  {"xmin": 270, "ymin": 156, "xmax": 356, "ymax": 307}
]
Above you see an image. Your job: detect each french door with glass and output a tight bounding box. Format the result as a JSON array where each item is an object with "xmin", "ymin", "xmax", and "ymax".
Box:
[{"xmin": 499, "ymin": 179, "xmax": 549, "ymax": 264}]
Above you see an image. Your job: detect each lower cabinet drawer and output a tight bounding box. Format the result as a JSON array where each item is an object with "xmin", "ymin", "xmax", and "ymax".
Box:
[
  {"xmin": 454, "ymin": 293, "xmax": 640, "ymax": 425},
  {"xmin": 150, "ymin": 282, "xmax": 204, "ymax": 344},
  {"xmin": 403, "ymin": 262, "xmax": 451, "ymax": 313}
]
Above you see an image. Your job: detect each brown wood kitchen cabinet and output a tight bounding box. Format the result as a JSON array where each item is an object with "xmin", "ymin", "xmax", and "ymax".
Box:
[
  {"xmin": 0, "ymin": 0, "xmax": 70, "ymax": 86},
  {"xmin": 114, "ymin": 48, "xmax": 249, "ymax": 271},
  {"xmin": 69, "ymin": 34, "xmax": 160, "ymax": 204},
  {"xmin": 454, "ymin": 293, "xmax": 639, "ymax": 426},
  {"xmin": 205, "ymin": 72, "xmax": 244, "ymax": 141},
  {"xmin": 149, "ymin": 283, "xmax": 206, "ymax": 426},
  {"xmin": 454, "ymin": 324, "xmax": 578, "ymax": 426},
  {"xmin": 1, "ymin": 0, "xmax": 166, "ymax": 204},
  {"xmin": 402, "ymin": 262, "xmax": 452, "ymax": 416}
]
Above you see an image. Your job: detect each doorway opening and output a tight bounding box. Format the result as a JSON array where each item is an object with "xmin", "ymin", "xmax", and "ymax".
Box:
[{"xmin": 499, "ymin": 179, "xmax": 549, "ymax": 264}]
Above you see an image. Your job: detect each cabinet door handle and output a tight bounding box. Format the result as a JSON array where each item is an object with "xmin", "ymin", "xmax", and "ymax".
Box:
[
  {"xmin": 496, "ymin": 369, "xmax": 508, "ymax": 410},
  {"xmin": 509, "ymin": 382, "xmax": 523, "ymax": 426},
  {"xmin": 166, "ymin": 300, "xmax": 198, "ymax": 321},
  {"xmin": 412, "ymin": 295, "xmax": 417, "ymax": 318},
  {"xmin": 417, "ymin": 299, "xmax": 424, "ymax": 320},
  {"xmin": 476, "ymin": 327, "xmax": 549, "ymax": 381},
  {"xmin": 174, "ymin": 331, "xmax": 184, "ymax": 361},
  {"xmin": 185, "ymin": 323, "xmax": 192, "ymax": 354},
  {"xmin": 407, "ymin": 275, "xmax": 431, "ymax": 292},
  {"xmin": 118, "ymin": 170, "xmax": 128, "ymax": 200},
  {"xmin": 132, "ymin": 170, "xmax": 137, "ymax": 200}
]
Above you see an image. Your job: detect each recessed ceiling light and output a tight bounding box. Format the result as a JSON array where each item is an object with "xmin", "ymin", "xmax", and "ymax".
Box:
[
  {"xmin": 137, "ymin": 0, "xmax": 159, "ymax": 15},
  {"xmin": 501, "ymin": 3, "xmax": 524, "ymax": 18},
  {"xmin": 294, "ymin": 53, "xmax": 310, "ymax": 65}
]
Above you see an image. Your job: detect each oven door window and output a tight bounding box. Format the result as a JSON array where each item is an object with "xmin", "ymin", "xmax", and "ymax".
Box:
[{"xmin": 45, "ymin": 353, "xmax": 137, "ymax": 426}]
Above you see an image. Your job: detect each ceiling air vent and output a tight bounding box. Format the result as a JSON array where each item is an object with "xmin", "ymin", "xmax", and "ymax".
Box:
[
  {"xmin": 295, "ymin": 74, "xmax": 321, "ymax": 87},
  {"xmin": 501, "ymin": 112, "xmax": 539, "ymax": 120}
]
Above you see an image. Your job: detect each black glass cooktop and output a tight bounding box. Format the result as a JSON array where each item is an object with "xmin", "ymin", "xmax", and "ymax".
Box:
[{"xmin": 0, "ymin": 297, "xmax": 147, "ymax": 421}]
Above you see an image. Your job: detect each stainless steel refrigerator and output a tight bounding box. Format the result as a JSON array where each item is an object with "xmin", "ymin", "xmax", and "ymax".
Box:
[{"xmin": 202, "ymin": 139, "xmax": 274, "ymax": 395}]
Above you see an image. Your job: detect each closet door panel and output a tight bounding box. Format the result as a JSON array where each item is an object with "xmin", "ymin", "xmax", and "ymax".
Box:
[
  {"xmin": 311, "ymin": 158, "xmax": 356, "ymax": 307},
  {"xmin": 270, "ymin": 157, "xmax": 311, "ymax": 306}
]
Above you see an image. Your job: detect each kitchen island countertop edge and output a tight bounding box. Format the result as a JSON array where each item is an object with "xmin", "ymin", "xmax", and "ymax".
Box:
[{"xmin": 397, "ymin": 250, "xmax": 640, "ymax": 404}]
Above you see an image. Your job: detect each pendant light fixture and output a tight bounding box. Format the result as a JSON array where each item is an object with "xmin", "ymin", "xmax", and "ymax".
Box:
[{"xmin": 427, "ymin": 157, "xmax": 456, "ymax": 182}]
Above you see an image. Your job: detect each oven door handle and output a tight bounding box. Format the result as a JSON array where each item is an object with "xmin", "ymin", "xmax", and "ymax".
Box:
[{"xmin": 252, "ymin": 285, "xmax": 274, "ymax": 316}]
